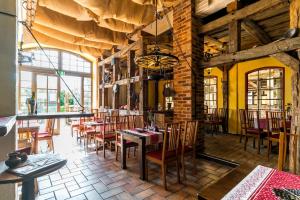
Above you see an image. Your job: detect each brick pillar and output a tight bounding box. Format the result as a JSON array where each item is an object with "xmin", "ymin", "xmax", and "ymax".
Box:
[{"xmin": 173, "ymin": 0, "xmax": 204, "ymax": 150}]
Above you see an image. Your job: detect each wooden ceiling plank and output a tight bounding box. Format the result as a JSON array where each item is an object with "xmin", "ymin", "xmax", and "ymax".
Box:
[{"xmin": 199, "ymin": 0, "xmax": 288, "ymax": 34}]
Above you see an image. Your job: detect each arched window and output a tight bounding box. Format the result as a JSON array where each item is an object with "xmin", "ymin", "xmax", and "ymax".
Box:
[
  {"xmin": 246, "ymin": 67, "xmax": 284, "ymax": 117},
  {"xmin": 19, "ymin": 48, "xmax": 93, "ymax": 113}
]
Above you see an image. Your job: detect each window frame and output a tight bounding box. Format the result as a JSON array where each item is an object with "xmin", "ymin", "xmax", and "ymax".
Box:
[
  {"xmin": 245, "ymin": 67, "xmax": 285, "ymax": 117},
  {"xmin": 18, "ymin": 48, "xmax": 93, "ymax": 113},
  {"xmin": 204, "ymin": 76, "xmax": 218, "ymax": 114}
]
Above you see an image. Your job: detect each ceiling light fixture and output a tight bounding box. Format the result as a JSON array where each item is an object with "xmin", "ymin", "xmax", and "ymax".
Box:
[{"xmin": 134, "ymin": 0, "xmax": 179, "ymax": 70}]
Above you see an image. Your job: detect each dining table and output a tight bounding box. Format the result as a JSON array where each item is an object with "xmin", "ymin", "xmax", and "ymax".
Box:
[
  {"xmin": 0, "ymin": 154, "xmax": 67, "ymax": 200},
  {"xmin": 118, "ymin": 128, "xmax": 163, "ymax": 180},
  {"xmin": 222, "ymin": 165, "xmax": 300, "ymax": 200}
]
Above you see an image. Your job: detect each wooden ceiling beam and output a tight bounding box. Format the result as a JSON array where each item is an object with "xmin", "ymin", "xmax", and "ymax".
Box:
[
  {"xmin": 99, "ymin": 40, "xmax": 141, "ymax": 65},
  {"xmin": 204, "ymin": 35, "xmax": 224, "ymax": 49},
  {"xmin": 241, "ymin": 19, "xmax": 272, "ymax": 44},
  {"xmin": 200, "ymin": 37, "xmax": 300, "ymax": 68},
  {"xmin": 241, "ymin": 18, "xmax": 299, "ymax": 71},
  {"xmin": 199, "ymin": 0, "xmax": 288, "ymax": 34}
]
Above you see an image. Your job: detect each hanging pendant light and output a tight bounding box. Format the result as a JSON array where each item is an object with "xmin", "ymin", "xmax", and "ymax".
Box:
[{"xmin": 134, "ymin": 0, "xmax": 179, "ymax": 70}]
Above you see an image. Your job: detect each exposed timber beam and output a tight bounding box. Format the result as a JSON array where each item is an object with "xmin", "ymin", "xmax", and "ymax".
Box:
[
  {"xmin": 271, "ymin": 53, "xmax": 300, "ymax": 72},
  {"xmin": 241, "ymin": 18, "xmax": 299, "ymax": 71},
  {"xmin": 241, "ymin": 19, "xmax": 272, "ymax": 44},
  {"xmin": 204, "ymin": 35, "xmax": 224, "ymax": 49},
  {"xmin": 199, "ymin": 0, "xmax": 288, "ymax": 34},
  {"xmin": 99, "ymin": 40, "xmax": 141, "ymax": 65},
  {"xmin": 200, "ymin": 37, "xmax": 300, "ymax": 67}
]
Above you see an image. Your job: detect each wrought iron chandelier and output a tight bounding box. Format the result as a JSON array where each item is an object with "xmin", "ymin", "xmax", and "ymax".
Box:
[{"xmin": 134, "ymin": 0, "xmax": 179, "ymax": 70}]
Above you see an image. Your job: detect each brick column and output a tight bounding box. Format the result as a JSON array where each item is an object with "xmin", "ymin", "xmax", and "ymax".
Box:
[{"xmin": 173, "ymin": 0, "xmax": 204, "ymax": 150}]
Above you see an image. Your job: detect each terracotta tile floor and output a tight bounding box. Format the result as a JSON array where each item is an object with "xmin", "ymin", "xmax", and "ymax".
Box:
[{"xmin": 33, "ymin": 124, "xmax": 234, "ymax": 200}]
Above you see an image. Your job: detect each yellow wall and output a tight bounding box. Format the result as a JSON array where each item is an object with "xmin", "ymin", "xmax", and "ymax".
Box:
[
  {"xmin": 226, "ymin": 57, "xmax": 293, "ymax": 134},
  {"xmin": 204, "ymin": 67, "xmax": 223, "ymax": 109},
  {"xmin": 148, "ymin": 80, "xmax": 167, "ymax": 110}
]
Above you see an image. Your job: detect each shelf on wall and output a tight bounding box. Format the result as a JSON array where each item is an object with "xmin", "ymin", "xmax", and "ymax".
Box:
[
  {"xmin": 0, "ymin": 116, "xmax": 16, "ymax": 137},
  {"xmin": 99, "ymin": 76, "xmax": 140, "ymax": 89}
]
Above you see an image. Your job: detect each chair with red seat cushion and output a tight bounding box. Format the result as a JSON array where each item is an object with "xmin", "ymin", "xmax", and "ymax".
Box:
[
  {"xmin": 266, "ymin": 111, "xmax": 287, "ymax": 161},
  {"xmin": 32, "ymin": 119, "xmax": 55, "ymax": 153},
  {"xmin": 181, "ymin": 120, "xmax": 198, "ymax": 180},
  {"xmin": 115, "ymin": 116, "xmax": 138, "ymax": 161},
  {"xmin": 95, "ymin": 116, "xmax": 117, "ymax": 158},
  {"xmin": 244, "ymin": 110, "xmax": 265, "ymax": 154},
  {"xmin": 146, "ymin": 123, "xmax": 181, "ymax": 190}
]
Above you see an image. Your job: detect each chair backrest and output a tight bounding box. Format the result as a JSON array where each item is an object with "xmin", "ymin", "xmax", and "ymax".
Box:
[
  {"xmin": 266, "ymin": 111, "xmax": 286, "ymax": 134},
  {"xmin": 117, "ymin": 116, "xmax": 128, "ymax": 130},
  {"xmin": 98, "ymin": 112, "xmax": 108, "ymax": 122},
  {"xmin": 46, "ymin": 119, "xmax": 55, "ymax": 136},
  {"xmin": 128, "ymin": 115, "xmax": 135, "ymax": 129},
  {"xmin": 245, "ymin": 110, "xmax": 259, "ymax": 129},
  {"xmin": 239, "ymin": 109, "xmax": 246, "ymax": 129},
  {"xmin": 111, "ymin": 109, "xmax": 119, "ymax": 117},
  {"xmin": 104, "ymin": 116, "xmax": 118, "ymax": 132},
  {"xmin": 182, "ymin": 120, "xmax": 198, "ymax": 148},
  {"xmin": 209, "ymin": 108, "xmax": 218, "ymax": 121},
  {"xmin": 134, "ymin": 115, "xmax": 144, "ymax": 129},
  {"xmin": 278, "ymin": 132, "xmax": 298, "ymax": 174},
  {"xmin": 162, "ymin": 123, "xmax": 181, "ymax": 161},
  {"xmin": 154, "ymin": 113, "xmax": 165, "ymax": 129},
  {"xmin": 218, "ymin": 108, "xmax": 227, "ymax": 121}
]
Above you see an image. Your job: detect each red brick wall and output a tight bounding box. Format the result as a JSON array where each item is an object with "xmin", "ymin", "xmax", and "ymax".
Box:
[{"xmin": 173, "ymin": 0, "xmax": 205, "ymax": 150}]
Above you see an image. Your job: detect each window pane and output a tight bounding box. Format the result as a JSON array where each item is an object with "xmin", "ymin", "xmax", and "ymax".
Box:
[
  {"xmin": 62, "ymin": 52, "xmax": 91, "ymax": 73},
  {"xmin": 204, "ymin": 77, "xmax": 217, "ymax": 113},
  {"xmin": 247, "ymin": 68, "xmax": 283, "ymax": 117},
  {"xmin": 48, "ymin": 76, "xmax": 57, "ymax": 89},
  {"xmin": 37, "ymin": 75, "xmax": 47, "ymax": 89}
]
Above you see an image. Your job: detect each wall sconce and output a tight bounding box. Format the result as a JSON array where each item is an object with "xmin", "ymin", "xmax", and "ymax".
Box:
[{"xmin": 207, "ymin": 68, "xmax": 212, "ymax": 75}]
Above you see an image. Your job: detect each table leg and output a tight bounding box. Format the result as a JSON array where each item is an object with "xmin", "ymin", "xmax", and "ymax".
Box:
[
  {"xmin": 22, "ymin": 178, "xmax": 35, "ymax": 200},
  {"xmin": 138, "ymin": 138, "xmax": 146, "ymax": 180},
  {"xmin": 121, "ymin": 135, "xmax": 127, "ymax": 169}
]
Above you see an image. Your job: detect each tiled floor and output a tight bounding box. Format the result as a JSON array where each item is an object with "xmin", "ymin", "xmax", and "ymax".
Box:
[
  {"xmin": 33, "ymin": 123, "xmax": 233, "ymax": 200},
  {"xmin": 204, "ymin": 133, "xmax": 278, "ymax": 170}
]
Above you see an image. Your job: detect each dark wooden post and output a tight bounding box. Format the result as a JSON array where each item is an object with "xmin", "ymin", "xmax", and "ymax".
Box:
[
  {"xmin": 127, "ymin": 50, "xmax": 135, "ymax": 111},
  {"xmin": 112, "ymin": 58, "xmax": 120, "ymax": 109}
]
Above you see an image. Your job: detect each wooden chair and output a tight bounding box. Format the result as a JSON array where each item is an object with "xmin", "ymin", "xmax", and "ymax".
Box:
[
  {"xmin": 32, "ymin": 119, "xmax": 55, "ymax": 153},
  {"xmin": 134, "ymin": 115, "xmax": 145, "ymax": 128},
  {"xmin": 206, "ymin": 108, "xmax": 219, "ymax": 135},
  {"xmin": 111, "ymin": 109, "xmax": 119, "ymax": 117},
  {"xmin": 244, "ymin": 110, "xmax": 264, "ymax": 154},
  {"xmin": 91, "ymin": 108, "xmax": 99, "ymax": 120},
  {"xmin": 181, "ymin": 120, "xmax": 198, "ymax": 180},
  {"xmin": 115, "ymin": 116, "xmax": 138, "ymax": 161},
  {"xmin": 218, "ymin": 108, "xmax": 227, "ymax": 133},
  {"xmin": 266, "ymin": 111, "xmax": 287, "ymax": 161},
  {"xmin": 97, "ymin": 112, "xmax": 108, "ymax": 123},
  {"xmin": 146, "ymin": 123, "xmax": 181, "ymax": 190},
  {"xmin": 239, "ymin": 109, "xmax": 247, "ymax": 143},
  {"xmin": 95, "ymin": 116, "xmax": 117, "ymax": 158}
]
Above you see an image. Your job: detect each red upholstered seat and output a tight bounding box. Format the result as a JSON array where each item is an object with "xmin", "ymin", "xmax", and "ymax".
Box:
[
  {"xmin": 32, "ymin": 131, "xmax": 52, "ymax": 138},
  {"xmin": 95, "ymin": 134, "xmax": 115, "ymax": 139},
  {"xmin": 247, "ymin": 128, "xmax": 260, "ymax": 134},
  {"xmin": 146, "ymin": 150, "xmax": 176, "ymax": 161},
  {"xmin": 270, "ymin": 133, "xmax": 280, "ymax": 139}
]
